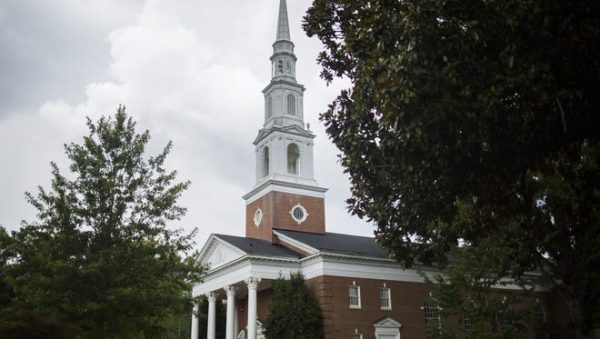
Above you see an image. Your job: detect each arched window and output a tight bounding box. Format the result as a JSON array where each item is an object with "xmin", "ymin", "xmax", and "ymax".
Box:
[
  {"xmin": 287, "ymin": 143, "xmax": 300, "ymax": 174},
  {"xmin": 263, "ymin": 147, "xmax": 270, "ymax": 177},
  {"xmin": 266, "ymin": 96, "xmax": 273, "ymax": 119},
  {"xmin": 287, "ymin": 94, "xmax": 296, "ymax": 116}
]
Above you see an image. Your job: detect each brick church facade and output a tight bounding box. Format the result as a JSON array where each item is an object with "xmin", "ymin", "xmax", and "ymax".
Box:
[{"xmin": 190, "ymin": 1, "xmax": 563, "ymax": 339}]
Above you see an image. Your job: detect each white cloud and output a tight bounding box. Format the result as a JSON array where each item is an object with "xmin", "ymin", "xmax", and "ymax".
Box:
[{"xmin": 0, "ymin": 0, "xmax": 375, "ymax": 246}]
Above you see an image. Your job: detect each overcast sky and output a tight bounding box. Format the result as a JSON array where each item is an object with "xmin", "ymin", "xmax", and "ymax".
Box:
[{"xmin": 0, "ymin": 0, "xmax": 375, "ymax": 247}]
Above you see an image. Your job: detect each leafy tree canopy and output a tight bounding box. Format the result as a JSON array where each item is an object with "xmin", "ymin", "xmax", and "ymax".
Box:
[
  {"xmin": 0, "ymin": 107, "xmax": 203, "ymax": 338},
  {"xmin": 304, "ymin": 0, "xmax": 600, "ymax": 335},
  {"xmin": 264, "ymin": 272, "xmax": 323, "ymax": 339}
]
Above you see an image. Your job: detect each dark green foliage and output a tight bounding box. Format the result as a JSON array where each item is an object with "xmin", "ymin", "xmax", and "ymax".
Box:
[
  {"xmin": 304, "ymin": 0, "xmax": 600, "ymax": 336},
  {"xmin": 0, "ymin": 107, "xmax": 203, "ymax": 338},
  {"xmin": 263, "ymin": 272, "xmax": 323, "ymax": 339}
]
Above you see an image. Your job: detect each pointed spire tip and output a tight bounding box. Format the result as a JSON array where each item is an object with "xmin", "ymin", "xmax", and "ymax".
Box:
[{"xmin": 276, "ymin": 0, "xmax": 291, "ymax": 42}]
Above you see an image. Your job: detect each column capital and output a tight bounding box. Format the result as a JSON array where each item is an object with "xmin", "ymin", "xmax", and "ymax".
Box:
[
  {"xmin": 245, "ymin": 277, "xmax": 262, "ymax": 290},
  {"xmin": 224, "ymin": 285, "xmax": 237, "ymax": 297},
  {"xmin": 206, "ymin": 292, "xmax": 217, "ymax": 302}
]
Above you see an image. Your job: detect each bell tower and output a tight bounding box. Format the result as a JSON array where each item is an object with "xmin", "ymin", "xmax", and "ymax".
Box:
[{"xmin": 243, "ymin": 0, "xmax": 327, "ymax": 242}]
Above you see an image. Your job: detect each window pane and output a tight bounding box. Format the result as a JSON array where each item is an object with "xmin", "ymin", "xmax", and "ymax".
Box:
[
  {"xmin": 424, "ymin": 299, "xmax": 441, "ymax": 339},
  {"xmin": 349, "ymin": 286, "xmax": 360, "ymax": 307},
  {"xmin": 379, "ymin": 288, "xmax": 390, "ymax": 308},
  {"xmin": 287, "ymin": 94, "xmax": 296, "ymax": 115}
]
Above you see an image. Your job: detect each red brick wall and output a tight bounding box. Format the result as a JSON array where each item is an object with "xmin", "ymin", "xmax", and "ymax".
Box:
[
  {"xmin": 233, "ymin": 276, "xmax": 564, "ymax": 339},
  {"xmin": 307, "ymin": 275, "xmax": 432, "ymax": 339},
  {"xmin": 246, "ymin": 191, "xmax": 325, "ymax": 242}
]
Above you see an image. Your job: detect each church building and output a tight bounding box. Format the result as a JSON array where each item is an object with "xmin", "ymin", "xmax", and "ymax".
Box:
[{"xmin": 190, "ymin": 1, "xmax": 555, "ymax": 339}]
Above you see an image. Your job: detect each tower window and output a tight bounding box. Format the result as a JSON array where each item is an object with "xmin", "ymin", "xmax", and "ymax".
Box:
[
  {"xmin": 287, "ymin": 94, "xmax": 296, "ymax": 116},
  {"xmin": 289, "ymin": 203, "xmax": 308, "ymax": 224},
  {"xmin": 287, "ymin": 143, "xmax": 299, "ymax": 174},
  {"xmin": 266, "ymin": 96, "xmax": 273, "ymax": 119},
  {"xmin": 263, "ymin": 147, "xmax": 270, "ymax": 177},
  {"xmin": 277, "ymin": 60, "xmax": 284, "ymax": 74}
]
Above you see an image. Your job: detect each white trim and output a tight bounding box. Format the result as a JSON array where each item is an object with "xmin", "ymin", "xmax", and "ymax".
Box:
[
  {"xmin": 289, "ymin": 203, "xmax": 309, "ymax": 224},
  {"xmin": 380, "ymin": 286, "xmax": 392, "ymax": 310},
  {"xmin": 253, "ymin": 208, "xmax": 263, "ymax": 227},
  {"xmin": 193, "ymin": 250, "xmax": 549, "ymax": 297},
  {"xmin": 198, "ymin": 235, "xmax": 247, "ymax": 268},
  {"xmin": 349, "ymin": 282, "xmax": 361, "ymax": 309},
  {"xmin": 243, "ymin": 179, "xmax": 326, "ymax": 204},
  {"xmin": 273, "ymin": 230, "xmax": 318, "ymax": 254},
  {"xmin": 373, "ymin": 317, "xmax": 402, "ymax": 339},
  {"xmin": 193, "ymin": 256, "xmax": 301, "ymax": 296}
]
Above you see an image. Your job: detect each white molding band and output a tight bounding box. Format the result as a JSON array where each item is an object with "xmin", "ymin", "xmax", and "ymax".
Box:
[
  {"xmin": 193, "ymin": 252, "xmax": 547, "ymax": 298},
  {"xmin": 272, "ymin": 230, "xmax": 318, "ymax": 255},
  {"xmin": 243, "ymin": 179, "xmax": 327, "ymax": 204}
]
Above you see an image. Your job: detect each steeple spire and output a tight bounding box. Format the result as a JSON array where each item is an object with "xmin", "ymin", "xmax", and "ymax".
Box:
[
  {"xmin": 243, "ymin": 0, "xmax": 327, "ymax": 242},
  {"xmin": 276, "ymin": 0, "xmax": 291, "ymax": 41}
]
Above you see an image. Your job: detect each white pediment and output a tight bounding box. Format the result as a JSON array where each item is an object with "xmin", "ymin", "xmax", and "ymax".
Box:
[
  {"xmin": 199, "ymin": 235, "xmax": 246, "ymax": 270},
  {"xmin": 374, "ymin": 316, "xmax": 402, "ymax": 328}
]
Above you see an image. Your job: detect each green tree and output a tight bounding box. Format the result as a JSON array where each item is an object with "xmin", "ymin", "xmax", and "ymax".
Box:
[
  {"xmin": 0, "ymin": 106, "xmax": 203, "ymax": 338},
  {"xmin": 304, "ymin": 0, "xmax": 600, "ymax": 336},
  {"xmin": 263, "ymin": 272, "xmax": 323, "ymax": 339}
]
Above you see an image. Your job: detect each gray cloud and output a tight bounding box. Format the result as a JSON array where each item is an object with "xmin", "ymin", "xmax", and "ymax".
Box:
[{"xmin": 0, "ymin": 0, "xmax": 375, "ymax": 245}]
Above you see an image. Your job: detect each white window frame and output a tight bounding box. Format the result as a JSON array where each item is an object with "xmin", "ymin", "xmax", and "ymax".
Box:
[
  {"xmin": 380, "ymin": 285, "xmax": 392, "ymax": 310},
  {"xmin": 349, "ymin": 282, "xmax": 361, "ymax": 309},
  {"xmin": 421, "ymin": 296, "xmax": 441, "ymax": 339}
]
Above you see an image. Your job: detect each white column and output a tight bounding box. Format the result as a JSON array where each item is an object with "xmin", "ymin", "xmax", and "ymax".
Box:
[
  {"xmin": 245, "ymin": 277, "xmax": 261, "ymax": 339},
  {"xmin": 191, "ymin": 303, "xmax": 199, "ymax": 339},
  {"xmin": 224, "ymin": 285, "xmax": 236, "ymax": 339},
  {"xmin": 206, "ymin": 292, "xmax": 217, "ymax": 339}
]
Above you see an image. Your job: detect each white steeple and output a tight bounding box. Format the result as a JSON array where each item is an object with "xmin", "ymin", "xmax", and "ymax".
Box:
[{"xmin": 244, "ymin": 0, "xmax": 326, "ymax": 202}]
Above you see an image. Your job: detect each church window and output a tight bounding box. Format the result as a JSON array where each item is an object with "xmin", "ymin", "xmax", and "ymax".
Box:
[
  {"xmin": 534, "ymin": 299, "xmax": 548, "ymax": 338},
  {"xmin": 277, "ymin": 60, "xmax": 284, "ymax": 74},
  {"xmin": 287, "ymin": 94, "xmax": 296, "ymax": 116},
  {"xmin": 266, "ymin": 96, "xmax": 273, "ymax": 119},
  {"xmin": 253, "ymin": 208, "xmax": 263, "ymax": 227},
  {"xmin": 349, "ymin": 282, "xmax": 361, "ymax": 308},
  {"xmin": 289, "ymin": 203, "xmax": 308, "ymax": 224},
  {"xmin": 293, "ymin": 207, "xmax": 303, "ymax": 220},
  {"xmin": 464, "ymin": 318, "xmax": 472, "ymax": 337},
  {"xmin": 263, "ymin": 147, "xmax": 270, "ymax": 177},
  {"xmin": 380, "ymin": 285, "xmax": 391, "ymax": 310},
  {"xmin": 422, "ymin": 297, "xmax": 441, "ymax": 339},
  {"xmin": 287, "ymin": 143, "xmax": 300, "ymax": 174},
  {"xmin": 499, "ymin": 299, "xmax": 513, "ymax": 335}
]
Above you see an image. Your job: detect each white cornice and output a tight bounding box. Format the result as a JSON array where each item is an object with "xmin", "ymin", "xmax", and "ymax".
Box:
[
  {"xmin": 243, "ymin": 179, "xmax": 327, "ymax": 203},
  {"xmin": 193, "ymin": 250, "xmax": 549, "ymax": 297}
]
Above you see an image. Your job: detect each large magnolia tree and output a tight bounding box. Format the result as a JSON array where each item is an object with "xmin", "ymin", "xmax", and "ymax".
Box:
[{"xmin": 304, "ymin": 0, "xmax": 599, "ymax": 336}]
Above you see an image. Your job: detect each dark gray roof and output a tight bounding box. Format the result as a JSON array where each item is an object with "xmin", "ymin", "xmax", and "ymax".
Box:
[
  {"xmin": 215, "ymin": 234, "xmax": 301, "ymax": 258},
  {"xmin": 274, "ymin": 229, "xmax": 389, "ymax": 259}
]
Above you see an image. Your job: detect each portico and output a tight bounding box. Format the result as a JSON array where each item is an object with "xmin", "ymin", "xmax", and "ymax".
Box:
[{"xmin": 190, "ymin": 232, "xmax": 303, "ymax": 339}]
